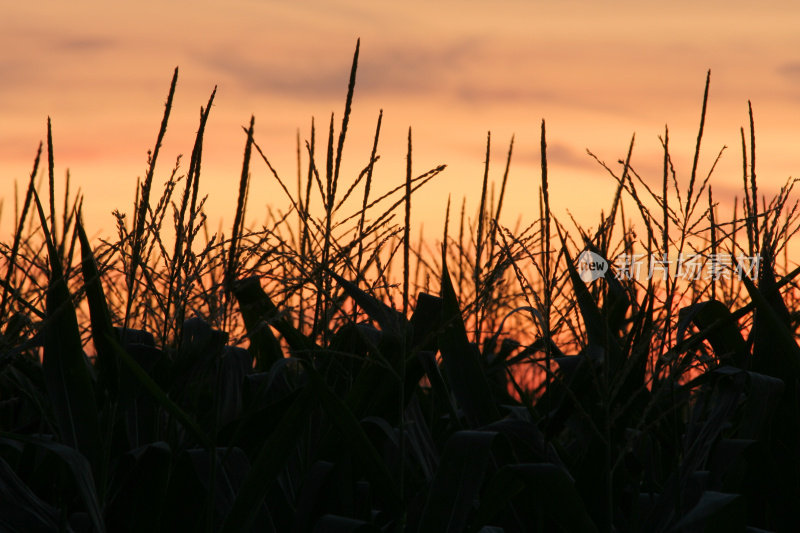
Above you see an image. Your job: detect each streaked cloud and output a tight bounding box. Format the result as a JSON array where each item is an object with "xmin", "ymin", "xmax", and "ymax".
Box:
[
  {"xmin": 52, "ymin": 36, "xmax": 117, "ymax": 52},
  {"xmin": 777, "ymin": 61, "xmax": 800, "ymax": 79}
]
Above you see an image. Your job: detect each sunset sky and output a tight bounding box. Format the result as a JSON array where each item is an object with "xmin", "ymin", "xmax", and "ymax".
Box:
[{"xmin": 3, "ymin": 1, "xmax": 800, "ymax": 245}]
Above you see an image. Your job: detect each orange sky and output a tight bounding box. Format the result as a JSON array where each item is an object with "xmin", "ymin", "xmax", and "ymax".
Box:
[{"xmin": 3, "ymin": 1, "xmax": 800, "ymax": 252}]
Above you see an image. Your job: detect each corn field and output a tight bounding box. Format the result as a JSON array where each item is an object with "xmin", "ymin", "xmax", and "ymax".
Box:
[{"xmin": 2, "ymin": 42, "xmax": 800, "ymax": 532}]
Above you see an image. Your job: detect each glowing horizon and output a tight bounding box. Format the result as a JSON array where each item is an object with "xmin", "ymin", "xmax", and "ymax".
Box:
[{"xmin": 3, "ymin": 1, "xmax": 800, "ymax": 256}]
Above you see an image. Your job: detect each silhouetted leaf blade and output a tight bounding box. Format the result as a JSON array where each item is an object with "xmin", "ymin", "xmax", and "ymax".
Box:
[
  {"xmin": 419, "ymin": 430, "xmax": 497, "ymax": 533},
  {"xmin": 32, "ymin": 189, "xmax": 101, "ymax": 474},
  {"xmin": 0, "ymin": 432, "xmax": 105, "ymax": 533},
  {"xmin": 438, "ymin": 257, "xmax": 499, "ymax": 427}
]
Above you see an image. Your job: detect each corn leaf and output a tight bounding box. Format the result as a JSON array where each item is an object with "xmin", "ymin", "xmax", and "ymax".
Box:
[
  {"xmin": 418, "ymin": 430, "xmax": 498, "ymax": 533},
  {"xmin": 0, "ymin": 432, "xmax": 105, "ymax": 533},
  {"xmin": 677, "ymin": 300, "xmax": 748, "ymax": 368},
  {"xmin": 32, "ymin": 189, "xmax": 101, "ymax": 473},
  {"xmin": 438, "ymin": 257, "xmax": 499, "ymax": 426},
  {"xmin": 473, "ymin": 463, "xmax": 598, "ymax": 533},
  {"xmin": 742, "ymin": 275, "xmax": 800, "ymax": 378},
  {"xmin": 221, "ymin": 384, "xmax": 314, "ymax": 533}
]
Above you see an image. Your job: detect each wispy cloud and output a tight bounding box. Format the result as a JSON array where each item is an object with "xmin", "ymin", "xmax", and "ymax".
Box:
[
  {"xmin": 196, "ymin": 36, "xmax": 487, "ymax": 100},
  {"xmin": 777, "ymin": 61, "xmax": 800, "ymax": 79},
  {"xmin": 52, "ymin": 36, "xmax": 116, "ymax": 52}
]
